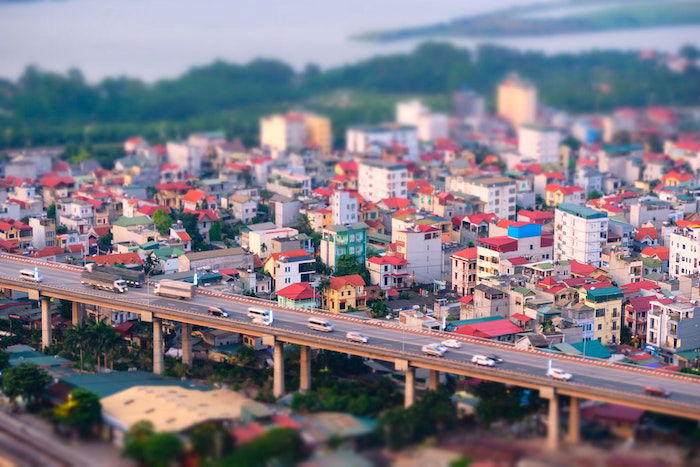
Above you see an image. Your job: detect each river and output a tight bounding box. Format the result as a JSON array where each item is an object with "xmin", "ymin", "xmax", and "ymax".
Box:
[{"xmin": 1, "ymin": 0, "xmax": 699, "ymax": 82}]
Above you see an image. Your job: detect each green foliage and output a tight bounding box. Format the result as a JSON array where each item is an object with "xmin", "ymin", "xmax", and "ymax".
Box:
[
  {"xmin": 2, "ymin": 362, "xmax": 52, "ymax": 403},
  {"xmin": 0, "ymin": 350, "xmax": 9, "ymax": 370},
  {"xmin": 189, "ymin": 422, "xmax": 235, "ymax": 460},
  {"xmin": 209, "ymin": 221, "xmax": 223, "ymax": 242},
  {"xmin": 620, "ymin": 324, "xmax": 633, "ymax": 346},
  {"xmin": 291, "ymin": 377, "xmax": 400, "ymax": 417},
  {"xmin": 142, "ymin": 252, "xmax": 161, "ymax": 276},
  {"xmin": 97, "ymin": 231, "xmax": 112, "ymax": 252},
  {"xmin": 379, "ymin": 390, "xmax": 457, "ymax": 449},
  {"xmin": 54, "ymin": 388, "xmax": 102, "ymax": 437},
  {"xmin": 450, "ymin": 457, "xmax": 473, "ymax": 467},
  {"xmin": 152, "ymin": 208, "xmax": 173, "ymax": 235},
  {"xmin": 122, "ymin": 420, "xmax": 183, "ymax": 467},
  {"xmin": 178, "ymin": 212, "xmax": 206, "ymax": 251},
  {"xmin": 471, "ymin": 382, "xmax": 543, "ymax": 427},
  {"xmin": 334, "ymin": 254, "xmax": 370, "ymax": 282},
  {"xmin": 62, "ymin": 319, "xmax": 127, "ymax": 371},
  {"xmin": 370, "ymin": 300, "xmax": 389, "ymax": 318},
  {"xmin": 587, "ymin": 190, "xmax": 603, "ymax": 200},
  {"xmin": 216, "ymin": 428, "xmax": 306, "ymax": 467},
  {"xmin": 680, "ymin": 367, "xmax": 700, "ymax": 376},
  {"xmin": 46, "ymin": 204, "xmax": 56, "ymax": 219}
]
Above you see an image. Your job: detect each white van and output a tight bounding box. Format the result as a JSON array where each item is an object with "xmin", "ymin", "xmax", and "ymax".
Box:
[
  {"xmin": 307, "ymin": 317, "xmax": 333, "ymax": 332},
  {"xmin": 247, "ymin": 307, "xmax": 270, "ymax": 320},
  {"xmin": 19, "ymin": 268, "xmax": 42, "ymax": 283}
]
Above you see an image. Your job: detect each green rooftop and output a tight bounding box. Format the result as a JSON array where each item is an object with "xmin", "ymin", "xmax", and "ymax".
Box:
[
  {"xmin": 557, "ymin": 203, "xmax": 607, "ymax": 220},
  {"xmin": 513, "ymin": 286, "xmax": 535, "ymax": 296},
  {"xmin": 571, "ymin": 340, "xmax": 611, "ymax": 359},
  {"xmin": 113, "ymin": 215, "xmax": 153, "ymax": 227},
  {"xmin": 61, "ymin": 370, "xmax": 211, "ymax": 398},
  {"xmin": 585, "ymin": 286, "xmax": 623, "ymax": 302}
]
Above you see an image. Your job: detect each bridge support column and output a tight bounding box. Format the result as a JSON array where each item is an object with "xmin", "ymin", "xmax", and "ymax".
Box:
[
  {"xmin": 153, "ymin": 318, "xmax": 164, "ymax": 375},
  {"xmin": 273, "ymin": 341, "xmax": 285, "ymax": 398},
  {"xmin": 404, "ymin": 366, "xmax": 416, "ymax": 408},
  {"xmin": 40, "ymin": 297, "xmax": 51, "ymax": 350},
  {"xmin": 547, "ymin": 393, "xmax": 560, "ymax": 452},
  {"xmin": 428, "ymin": 370, "xmax": 439, "ymax": 390},
  {"xmin": 181, "ymin": 323, "xmax": 192, "ymax": 366},
  {"xmin": 71, "ymin": 301, "xmax": 84, "ymax": 326},
  {"xmin": 567, "ymin": 396, "xmax": 581, "ymax": 444},
  {"xmin": 299, "ymin": 345, "xmax": 311, "ymax": 392}
]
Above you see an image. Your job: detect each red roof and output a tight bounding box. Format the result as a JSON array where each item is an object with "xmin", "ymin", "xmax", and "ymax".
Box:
[
  {"xmin": 182, "ymin": 189, "xmax": 207, "ymax": 203},
  {"xmin": 176, "ymin": 230, "xmax": 191, "ymax": 242},
  {"xmin": 276, "ymin": 282, "xmax": 315, "ymax": 301},
  {"xmin": 267, "ymin": 249, "xmax": 310, "ymax": 263},
  {"xmin": 329, "ymin": 274, "xmax": 365, "ymax": 290},
  {"xmin": 183, "ymin": 209, "xmax": 220, "ymax": 222},
  {"xmin": 543, "ymin": 171, "xmax": 566, "ymax": 181},
  {"xmin": 459, "ymin": 296, "xmax": 473, "ymax": 304},
  {"xmin": 478, "ymin": 236, "xmax": 518, "ymax": 252},
  {"xmin": 137, "ymin": 205, "xmax": 171, "ymax": 216},
  {"xmin": 621, "ymin": 280, "xmax": 660, "ymax": 295},
  {"xmin": 380, "ymin": 197, "xmax": 411, "ymax": 210},
  {"xmin": 641, "ymin": 246, "xmax": 669, "ymax": 261},
  {"xmin": 91, "ymin": 225, "xmax": 112, "ymax": 237},
  {"xmin": 367, "ymin": 255, "xmax": 408, "ymax": 266},
  {"xmin": 454, "ymin": 319, "xmax": 523, "ymax": 338},
  {"xmin": 39, "ymin": 176, "xmax": 74, "ymax": 188},
  {"xmin": 627, "ymin": 295, "xmax": 655, "ymax": 312},
  {"xmin": 511, "ymin": 313, "xmax": 533, "ymax": 322},
  {"xmin": 67, "ymin": 244, "xmax": 84, "ymax": 254},
  {"xmin": 538, "ymin": 276, "xmax": 559, "ymax": 287},
  {"xmin": 545, "ymin": 183, "xmax": 584, "ymax": 195},
  {"xmin": 0, "ymin": 239, "xmax": 19, "ymax": 252},
  {"xmin": 31, "ymin": 246, "xmax": 65, "ymax": 258},
  {"xmin": 336, "ymin": 160, "xmax": 358, "ymax": 173},
  {"xmin": 452, "ymin": 247, "xmax": 477, "ymax": 261},
  {"xmin": 90, "ymin": 252, "xmax": 144, "ymax": 266},
  {"xmin": 155, "ymin": 182, "xmax": 190, "ymax": 191},
  {"xmin": 634, "ymin": 227, "xmax": 659, "ymax": 242},
  {"xmin": 232, "ymin": 422, "xmax": 266, "ymax": 445},
  {"xmin": 465, "ymin": 213, "xmax": 497, "ymax": 225},
  {"xmin": 160, "ymin": 163, "xmax": 180, "ymax": 171},
  {"xmin": 569, "ymin": 260, "xmax": 597, "ymax": 277},
  {"xmin": 672, "ymin": 140, "xmax": 700, "ymax": 152},
  {"xmin": 518, "ymin": 209, "xmax": 554, "ymax": 222},
  {"xmin": 312, "ymin": 187, "xmax": 334, "ymax": 197}
]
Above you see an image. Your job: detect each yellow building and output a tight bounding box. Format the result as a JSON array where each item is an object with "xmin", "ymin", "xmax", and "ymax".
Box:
[
  {"xmin": 308, "ymin": 208, "xmax": 332, "ymax": 232},
  {"xmin": 260, "ymin": 111, "xmax": 332, "ymax": 153},
  {"xmin": 497, "ymin": 73, "xmax": 537, "ymax": 128},
  {"xmin": 580, "ymin": 286, "xmax": 623, "ymax": 345},
  {"xmin": 323, "ymin": 274, "xmax": 367, "ymax": 313},
  {"xmin": 304, "ymin": 113, "xmax": 332, "ymax": 154}
]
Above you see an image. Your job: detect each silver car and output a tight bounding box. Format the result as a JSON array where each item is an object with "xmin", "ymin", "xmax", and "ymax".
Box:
[
  {"xmin": 421, "ymin": 343, "xmax": 447, "ymax": 357},
  {"xmin": 346, "ymin": 331, "xmax": 369, "ymax": 343}
]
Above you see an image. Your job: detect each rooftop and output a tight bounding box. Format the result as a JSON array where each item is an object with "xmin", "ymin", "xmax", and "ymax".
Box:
[{"xmin": 557, "ymin": 203, "xmax": 607, "ymax": 220}]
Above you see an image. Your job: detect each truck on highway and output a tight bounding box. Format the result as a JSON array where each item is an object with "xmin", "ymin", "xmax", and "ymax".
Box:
[
  {"xmin": 81, "ymin": 267, "xmax": 128, "ymax": 293},
  {"xmin": 84, "ymin": 263, "xmax": 145, "ymax": 287},
  {"xmin": 154, "ymin": 279, "xmax": 195, "ymax": 300}
]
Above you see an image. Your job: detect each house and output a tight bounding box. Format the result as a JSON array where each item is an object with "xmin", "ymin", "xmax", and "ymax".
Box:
[
  {"xmin": 545, "ymin": 184, "xmax": 585, "ymax": 207},
  {"xmin": 228, "ymin": 193, "xmax": 257, "ymax": 224},
  {"xmin": 517, "ymin": 209, "xmax": 554, "ymax": 225},
  {"xmin": 269, "ymin": 194, "xmax": 301, "ymax": 228},
  {"xmin": 246, "ymin": 226, "xmax": 299, "ymax": 259},
  {"xmin": 451, "ymin": 247, "xmax": 477, "ymax": 296},
  {"xmin": 263, "ymin": 249, "xmax": 315, "ymax": 292},
  {"xmin": 183, "ymin": 209, "xmax": 220, "ymax": 242},
  {"xmin": 625, "ymin": 295, "xmax": 654, "ymax": 347},
  {"xmin": 476, "ymin": 223, "xmax": 553, "ymax": 280},
  {"xmin": 0, "ymin": 218, "xmax": 32, "ymax": 249},
  {"xmin": 392, "ymin": 225, "xmax": 443, "ymax": 283},
  {"xmin": 154, "ymin": 181, "xmax": 191, "ymax": 210},
  {"xmin": 28, "ymin": 216, "xmax": 56, "ymax": 249},
  {"xmin": 398, "ymin": 309, "xmax": 439, "ymax": 330},
  {"xmin": 646, "ymin": 296, "xmax": 700, "ymax": 365},
  {"xmin": 112, "ymin": 215, "xmax": 158, "ymax": 246},
  {"xmin": 579, "ymin": 286, "xmax": 624, "ymax": 345},
  {"xmin": 178, "ymin": 248, "xmax": 253, "ymax": 273},
  {"xmin": 453, "ymin": 318, "xmax": 523, "ymax": 343},
  {"xmin": 366, "ymin": 255, "xmax": 410, "ymax": 291},
  {"xmin": 634, "ymin": 226, "xmax": 659, "ymax": 248},
  {"xmin": 276, "ymin": 282, "xmax": 317, "ymax": 309},
  {"xmin": 319, "ymin": 222, "xmax": 368, "ymax": 270},
  {"xmin": 56, "ymin": 198, "xmax": 94, "ymax": 234},
  {"xmin": 323, "ymin": 274, "xmax": 367, "ymax": 313},
  {"xmin": 470, "ymin": 284, "xmax": 509, "ymax": 319}
]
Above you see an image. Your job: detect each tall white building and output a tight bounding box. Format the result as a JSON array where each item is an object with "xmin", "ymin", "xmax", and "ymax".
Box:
[
  {"xmin": 346, "ymin": 124, "xmax": 419, "ymax": 160},
  {"xmin": 331, "ymin": 190, "xmax": 358, "ymax": 226},
  {"xmin": 396, "ymin": 100, "xmax": 449, "ymax": 142},
  {"xmin": 446, "ymin": 176, "xmax": 516, "ymax": 220},
  {"xmin": 166, "ymin": 142, "xmax": 203, "ymax": 176},
  {"xmin": 394, "ymin": 225, "xmax": 443, "ymax": 283},
  {"xmin": 517, "ymin": 125, "xmax": 561, "ymax": 164},
  {"xmin": 554, "ymin": 204, "xmax": 609, "ymax": 267},
  {"xmin": 669, "ymin": 224, "xmax": 700, "ymax": 278},
  {"xmin": 357, "ymin": 160, "xmax": 408, "ymax": 203}
]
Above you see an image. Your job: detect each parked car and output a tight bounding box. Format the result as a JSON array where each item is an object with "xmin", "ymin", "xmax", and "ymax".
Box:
[
  {"xmin": 441, "ymin": 339, "xmax": 462, "ymax": 349},
  {"xmin": 471, "ymin": 354, "xmax": 495, "ymax": 367},
  {"xmin": 208, "ymin": 306, "xmax": 229, "ymax": 318},
  {"xmin": 547, "ymin": 367, "xmax": 572, "ymax": 381},
  {"xmin": 421, "ymin": 343, "xmax": 447, "ymax": 357},
  {"xmin": 644, "ymin": 386, "xmax": 671, "ymax": 397},
  {"xmin": 252, "ymin": 316, "xmax": 272, "ymax": 326},
  {"xmin": 486, "ymin": 353, "xmax": 504, "ymax": 363},
  {"xmin": 346, "ymin": 331, "xmax": 369, "ymax": 344}
]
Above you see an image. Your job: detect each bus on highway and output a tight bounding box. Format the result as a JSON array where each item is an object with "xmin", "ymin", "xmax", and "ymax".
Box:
[
  {"xmin": 247, "ymin": 307, "xmax": 270, "ymax": 320},
  {"xmin": 307, "ymin": 317, "xmax": 333, "ymax": 332},
  {"xmin": 19, "ymin": 268, "xmax": 42, "ymax": 282}
]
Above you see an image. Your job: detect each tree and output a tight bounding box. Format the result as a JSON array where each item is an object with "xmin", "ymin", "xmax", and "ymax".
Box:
[
  {"xmin": 209, "ymin": 221, "xmax": 222, "ymax": 242},
  {"xmin": 54, "ymin": 389, "xmax": 101, "ymax": 437},
  {"xmin": 0, "ymin": 350, "xmax": 9, "ymax": 371},
  {"xmin": 219, "ymin": 428, "xmax": 305, "ymax": 466},
  {"xmin": 334, "ymin": 254, "xmax": 370, "ymax": 282},
  {"xmin": 152, "ymin": 208, "xmax": 173, "ymax": 235},
  {"xmin": 370, "ymin": 300, "xmax": 389, "ymax": 318},
  {"xmin": 587, "ymin": 190, "xmax": 603, "ymax": 200},
  {"xmin": 190, "ymin": 422, "xmax": 235, "ymax": 461},
  {"xmin": 2, "ymin": 362, "xmax": 51, "ymax": 404},
  {"xmin": 142, "ymin": 252, "xmax": 160, "ymax": 277},
  {"xmin": 97, "ymin": 231, "xmax": 112, "ymax": 253},
  {"xmin": 46, "ymin": 204, "xmax": 56, "ymax": 220},
  {"xmin": 620, "ymin": 324, "xmax": 633, "ymax": 346},
  {"xmin": 122, "ymin": 420, "xmax": 154, "ymax": 464},
  {"xmin": 142, "ymin": 432, "xmax": 183, "ymax": 467}
]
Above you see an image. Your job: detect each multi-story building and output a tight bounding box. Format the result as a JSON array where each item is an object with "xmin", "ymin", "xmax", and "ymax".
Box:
[
  {"xmin": 263, "ymin": 249, "xmax": 315, "ymax": 292},
  {"xmin": 346, "ymin": 124, "xmax": 418, "ymax": 160},
  {"xmin": 497, "ymin": 73, "xmax": 537, "ymax": 128},
  {"xmin": 112, "ymin": 215, "xmax": 158, "ymax": 246},
  {"xmin": 302, "ymin": 113, "xmax": 332, "ymax": 154},
  {"xmin": 554, "ymin": 204, "xmax": 609, "ymax": 267},
  {"xmin": 227, "ymin": 193, "xmax": 257, "ymax": 224},
  {"xmin": 647, "ymin": 296, "xmax": 700, "ymax": 364},
  {"xmin": 447, "ymin": 176, "xmax": 516, "ymax": 220},
  {"xmin": 628, "ymin": 199, "xmax": 673, "ymax": 228},
  {"xmin": 366, "ymin": 255, "xmax": 410, "ymax": 290},
  {"xmin": 357, "ymin": 160, "xmax": 408, "ymax": 203},
  {"xmin": 669, "ymin": 222, "xmax": 700, "ymax": 278},
  {"xmin": 393, "ymin": 225, "xmax": 442, "ymax": 283},
  {"xmin": 331, "ymin": 189, "xmax": 358, "ymax": 226},
  {"xmin": 625, "ymin": 295, "xmax": 654, "ymax": 346},
  {"xmin": 57, "ymin": 198, "xmax": 94, "ymax": 235},
  {"xmin": 29, "ymin": 216, "xmax": 56, "ymax": 250},
  {"xmin": 322, "ymin": 274, "xmax": 367, "ymax": 313},
  {"xmin": 320, "ymin": 222, "xmax": 368, "ymax": 269},
  {"xmin": 266, "ymin": 171, "xmax": 311, "ymax": 198},
  {"xmin": 580, "ymin": 286, "xmax": 624, "ymax": 345},
  {"xmin": 574, "ymin": 166, "xmax": 604, "ymax": 196},
  {"xmin": 0, "ymin": 218, "xmax": 32, "ymax": 249},
  {"xmin": 247, "ymin": 226, "xmax": 299, "ymax": 259},
  {"xmin": 451, "ymin": 247, "xmax": 477, "ymax": 296},
  {"xmin": 395, "ymin": 100, "xmax": 449, "ymax": 142},
  {"xmin": 601, "ymin": 249, "xmax": 643, "ymax": 286},
  {"xmin": 166, "ymin": 141, "xmax": 203, "ymax": 176},
  {"xmin": 517, "ymin": 125, "xmax": 560, "ymax": 164},
  {"xmin": 260, "ymin": 112, "xmax": 332, "ymax": 154},
  {"xmin": 476, "ymin": 223, "xmax": 553, "ymax": 280},
  {"xmin": 545, "ymin": 184, "xmax": 585, "ymax": 208}
]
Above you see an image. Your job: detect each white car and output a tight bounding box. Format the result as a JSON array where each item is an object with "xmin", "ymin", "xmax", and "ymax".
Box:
[
  {"xmin": 346, "ymin": 331, "xmax": 369, "ymax": 344},
  {"xmin": 252, "ymin": 316, "xmax": 272, "ymax": 326},
  {"xmin": 471, "ymin": 354, "xmax": 495, "ymax": 367},
  {"xmin": 421, "ymin": 343, "xmax": 447, "ymax": 357},
  {"xmin": 441, "ymin": 339, "xmax": 462, "ymax": 349},
  {"xmin": 547, "ymin": 367, "xmax": 572, "ymax": 381}
]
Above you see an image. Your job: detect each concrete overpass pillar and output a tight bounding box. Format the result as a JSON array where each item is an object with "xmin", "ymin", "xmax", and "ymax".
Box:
[
  {"xmin": 567, "ymin": 396, "xmax": 581, "ymax": 444},
  {"xmin": 181, "ymin": 323, "xmax": 192, "ymax": 366},
  {"xmin": 40, "ymin": 297, "xmax": 51, "ymax": 350},
  {"xmin": 153, "ymin": 318, "xmax": 164, "ymax": 375},
  {"xmin": 71, "ymin": 301, "xmax": 84, "ymax": 326},
  {"xmin": 404, "ymin": 366, "xmax": 416, "ymax": 408},
  {"xmin": 299, "ymin": 345, "xmax": 311, "ymax": 392},
  {"xmin": 428, "ymin": 369, "xmax": 439, "ymax": 390},
  {"xmin": 547, "ymin": 393, "xmax": 560, "ymax": 451},
  {"xmin": 273, "ymin": 341, "xmax": 285, "ymax": 398}
]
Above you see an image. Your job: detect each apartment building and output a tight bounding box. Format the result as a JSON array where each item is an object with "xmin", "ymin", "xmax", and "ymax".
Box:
[
  {"xmin": 395, "ymin": 100, "xmax": 449, "ymax": 142},
  {"xmin": 263, "ymin": 249, "xmax": 315, "ymax": 292},
  {"xmin": 625, "ymin": 295, "xmax": 654, "ymax": 346},
  {"xmin": 357, "ymin": 160, "xmax": 408, "ymax": 203},
  {"xmin": 260, "ymin": 112, "xmax": 332, "ymax": 154},
  {"xmin": 393, "ymin": 225, "xmax": 443, "ymax": 283},
  {"xmin": 497, "ymin": 73, "xmax": 537, "ymax": 128},
  {"xmin": 331, "ymin": 189, "xmax": 358, "ymax": 225},
  {"xmin": 601, "ymin": 249, "xmax": 643, "ymax": 286},
  {"xmin": 346, "ymin": 124, "xmax": 419, "ymax": 160},
  {"xmin": 554, "ymin": 204, "xmax": 609, "ymax": 268},
  {"xmin": 247, "ymin": 226, "xmax": 299, "ymax": 259},
  {"xmin": 266, "ymin": 171, "xmax": 311, "ymax": 198},
  {"xmin": 320, "ymin": 222, "xmax": 368, "ymax": 269},
  {"xmin": 29, "ymin": 216, "xmax": 56, "ymax": 249},
  {"xmin": 517, "ymin": 125, "xmax": 560, "ymax": 164},
  {"xmin": 580, "ymin": 286, "xmax": 624, "ymax": 345},
  {"xmin": 476, "ymin": 223, "xmax": 553, "ymax": 280},
  {"xmin": 0, "ymin": 219, "xmax": 32, "ymax": 249},
  {"xmin": 366, "ymin": 255, "xmax": 410, "ymax": 290},
  {"xmin": 451, "ymin": 247, "xmax": 477, "ymax": 296},
  {"xmin": 646, "ymin": 297, "xmax": 700, "ymax": 364},
  {"xmin": 57, "ymin": 198, "xmax": 94, "ymax": 235},
  {"xmin": 447, "ymin": 176, "xmax": 516, "ymax": 220},
  {"xmin": 669, "ymin": 222, "xmax": 700, "ymax": 278}
]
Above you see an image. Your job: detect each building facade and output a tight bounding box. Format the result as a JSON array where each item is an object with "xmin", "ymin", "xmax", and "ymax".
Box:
[{"xmin": 554, "ymin": 204, "xmax": 609, "ymax": 268}]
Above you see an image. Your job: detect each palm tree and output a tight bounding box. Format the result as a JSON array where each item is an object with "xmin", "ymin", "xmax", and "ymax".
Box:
[{"xmin": 64, "ymin": 323, "xmax": 91, "ymax": 371}]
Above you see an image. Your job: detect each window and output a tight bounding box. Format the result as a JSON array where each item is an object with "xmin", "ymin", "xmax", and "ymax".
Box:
[
  {"xmin": 597, "ymin": 324, "xmax": 602, "ymax": 330},
  {"xmin": 595, "ymin": 309, "xmax": 605, "ymax": 317}
]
